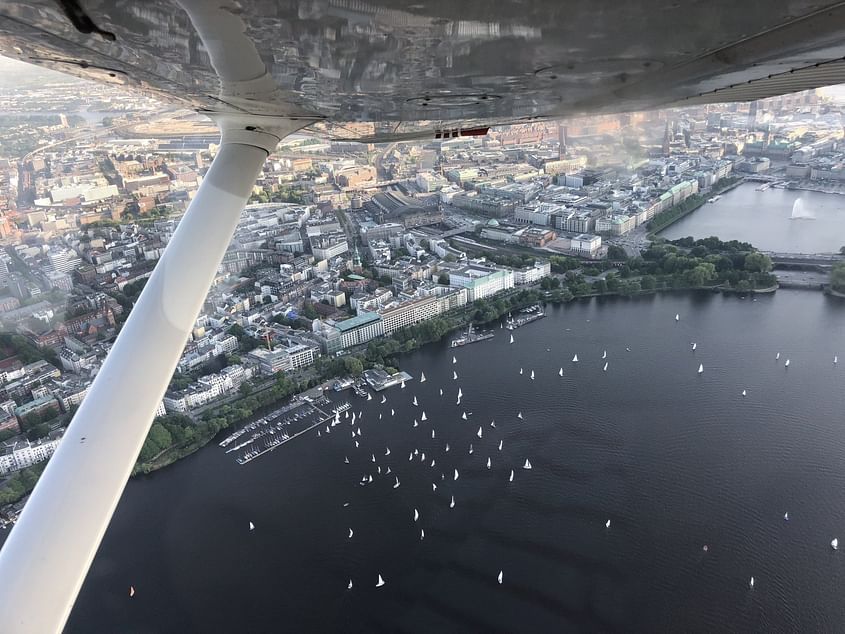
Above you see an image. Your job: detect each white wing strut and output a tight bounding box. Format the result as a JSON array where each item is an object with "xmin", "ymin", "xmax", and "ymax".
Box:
[{"xmin": 0, "ymin": 122, "xmax": 304, "ymax": 632}]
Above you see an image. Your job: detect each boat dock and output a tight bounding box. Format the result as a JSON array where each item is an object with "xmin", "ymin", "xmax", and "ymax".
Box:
[
  {"xmin": 229, "ymin": 398, "xmax": 351, "ymax": 465},
  {"xmin": 363, "ymin": 368, "xmax": 413, "ymax": 392},
  {"xmin": 506, "ymin": 305, "xmax": 546, "ymax": 330},
  {"xmin": 450, "ymin": 323, "xmax": 494, "ymax": 347}
]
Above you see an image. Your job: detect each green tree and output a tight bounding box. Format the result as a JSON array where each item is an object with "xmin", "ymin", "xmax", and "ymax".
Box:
[
  {"xmin": 685, "ymin": 262, "xmax": 717, "ymax": 287},
  {"xmin": 640, "ymin": 275, "xmax": 656, "ymax": 290},
  {"xmin": 343, "ymin": 356, "xmax": 364, "ymax": 376},
  {"xmin": 301, "ymin": 303, "xmax": 318, "ymax": 320},
  {"xmin": 239, "ymin": 382, "xmax": 254, "ymax": 396},
  {"xmin": 606, "ymin": 245, "xmax": 627, "ymax": 260},
  {"xmin": 744, "ymin": 252, "xmax": 773, "ymax": 273}
]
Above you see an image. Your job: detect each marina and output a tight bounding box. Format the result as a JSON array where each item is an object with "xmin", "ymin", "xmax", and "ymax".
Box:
[
  {"xmin": 450, "ymin": 323, "xmax": 494, "ymax": 347},
  {"xmin": 505, "ymin": 305, "xmax": 546, "ymax": 330},
  {"xmin": 362, "ymin": 368, "xmax": 413, "ymax": 391}
]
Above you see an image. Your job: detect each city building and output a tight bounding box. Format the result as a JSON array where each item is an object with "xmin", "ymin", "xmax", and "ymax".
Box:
[{"xmin": 449, "ymin": 264, "xmax": 514, "ymax": 301}]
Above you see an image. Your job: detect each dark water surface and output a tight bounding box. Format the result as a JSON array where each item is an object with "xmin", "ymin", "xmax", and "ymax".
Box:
[
  {"xmin": 660, "ymin": 182, "xmax": 845, "ymax": 254},
  {"xmin": 6, "ymin": 290, "xmax": 845, "ymax": 633}
]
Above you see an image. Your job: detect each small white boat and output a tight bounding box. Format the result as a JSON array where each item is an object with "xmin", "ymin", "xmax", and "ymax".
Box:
[
  {"xmin": 355, "ymin": 441, "xmax": 359, "ymax": 448},
  {"xmin": 445, "ymin": 443, "xmax": 450, "ymax": 452},
  {"xmin": 458, "ymin": 388, "xmax": 463, "ymax": 398},
  {"xmin": 439, "ymin": 389, "xmax": 443, "ymax": 396},
  {"xmin": 420, "ymin": 529, "xmax": 425, "ymax": 541},
  {"xmin": 381, "ymin": 395, "xmax": 387, "ymax": 404},
  {"xmin": 454, "ymin": 469, "xmax": 459, "ymax": 481},
  {"xmin": 386, "ymin": 467, "xmax": 391, "ymax": 474},
  {"xmin": 431, "ymin": 430, "xmax": 435, "ymax": 439},
  {"xmin": 385, "ymin": 447, "xmax": 391, "ymax": 456},
  {"xmin": 498, "ymin": 440, "xmax": 503, "ymax": 451},
  {"xmin": 691, "ymin": 343, "xmax": 697, "ymax": 351},
  {"xmin": 603, "ymin": 362, "xmax": 608, "ymax": 372},
  {"xmin": 784, "ymin": 512, "xmax": 789, "ymax": 521},
  {"xmin": 558, "ymin": 367, "xmax": 563, "ymax": 377},
  {"xmin": 376, "ymin": 574, "xmax": 386, "ymax": 588},
  {"xmin": 421, "ymin": 412, "xmax": 428, "ymax": 421},
  {"xmin": 401, "ymin": 381, "xmax": 406, "ymax": 389},
  {"xmin": 414, "ymin": 509, "xmax": 419, "ymax": 521},
  {"xmin": 741, "ymin": 389, "xmax": 746, "ymax": 397},
  {"xmin": 572, "ymin": 354, "xmax": 579, "ymax": 363},
  {"xmin": 413, "ymin": 420, "xmax": 418, "ymax": 428},
  {"xmin": 462, "ymin": 412, "xmax": 468, "ymax": 420},
  {"xmin": 477, "ymin": 426, "xmax": 483, "ymax": 439},
  {"xmin": 785, "ymin": 359, "xmax": 790, "ymax": 367},
  {"xmin": 420, "ymin": 371, "xmax": 427, "ymax": 383},
  {"xmin": 249, "ymin": 522, "xmax": 255, "ymax": 531},
  {"xmin": 413, "ymin": 396, "xmax": 418, "ymax": 406},
  {"xmin": 486, "ymin": 457, "xmax": 492, "ymax": 469},
  {"xmin": 490, "ymin": 420, "xmax": 496, "ymax": 428},
  {"xmin": 344, "ymin": 456, "xmax": 349, "ymax": 464},
  {"xmin": 453, "ymin": 371, "xmax": 458, "ymax": 380},
  {"xmin": 519, "ymin": 368, "xmax": 523, "ymax": 375},
  {"xmin": 371, "ymin": 453, "xmax": 376, "ymax": 463},
  {"xmin": 835, "ymin": 356, "xmax": 839, "ymax": 364},
  {"xmin": 510, "ymin": 334, "xmax": 514, "ymax": 344},
  {"xmin": 602, "ymin": 350, "xmax": 607, "ymax": 359},
  {"xmin": 421, "ymin": 452, "xmax": 426, "ymax": 461},
  {"xmin": 517, "ymin": 412, "xmax": 523, "ymax": 420},
  {"xmin": 453, "ymin": 356, "xmax": 457, "ymax": 364},
  {"xmin": 129, "ymin": 586, "xmax": 135, "ymax": 597},
  {"xmin": 348, "ymin": 579, "xmax": 353, "ymax": 590},
  {"xmin": 368, "ymin": 475, "xmax": 373, "ymax": 483},
  {"xmin": 469, "ymin": 444, "xmax": 474, "ymax": 454},
  {"xmin": 391, "ymin": 408, "xmax": 395, "ymax": 416},
  {"xmin": 698, "ymin": 364, "xmax": 704, "ymax": 374},
  {"xmin": 497, "ymin": 570, "xmax": 503, "ymax": 584},
  {"xmin": 749, "ymin": 576, "xmax": 754, "ymax": 589},
  {"xmin": 394, "ymin": 477, "xmax": 400, "ymax": 488},
  {"xmin": 675, "ymin": 313, "xmax": 680, "ymax": 322},
  {"xmin": 509, "ymin": 469, "xmax": 514, "ymax": 482},
  {"xmin": 450, "ymin": 495, "xmax": 455, "ymax": 509},
  {"xmin": 414, "ymin": 449, "xmax": 419, "ymax": 455},
  {"xmin": 776, "ymin": 352, "xmax": 780, "ymax": 360},
  {"xmin": 367, "ymin": 393, "xmax": 372, "ymax": 401},
  {"xmin": 523, "ymin": 459, "xmax": 532, "ymax": 470},
  {"xmin": 431, "ymin": 459, "xmax": 435, "ymax": 467},
  {"xmin": 348, "ymin": 528, "xmax": 354, "ymax": 539},
  {"xmin": 530, "ymin": 370, "xmax": 535, "ymax": 380},
  {"xmin": 432, "ymin": 483, "xmax": 437, "ymax": 492},
  {"xmin": 833, "ymin": 538, "xmax": 840, "ymax": 550},
  {"xmin": 605, "ymin": 519, "xmax": 611, "ymax": 529}
]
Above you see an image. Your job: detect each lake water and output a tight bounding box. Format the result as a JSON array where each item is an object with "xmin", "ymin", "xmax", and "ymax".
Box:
[
  {"xmin": 660, "ymin": 183, "xmax": 845, "ymax": 254},
  {"xmin": 4, "ymin": 290, "xmax": 845, "ymax": 632}
]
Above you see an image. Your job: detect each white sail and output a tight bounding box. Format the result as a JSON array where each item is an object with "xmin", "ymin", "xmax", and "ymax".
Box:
[
  {"xmin": 785, "ymin": 359, "xmax": 790, "ymax": 367},
  {"xmin": 469, "ymin": 444, "xmax": 474, "ymax": 455},
  {"xmin": 367, "ymin": 393, "xmax": 372, "ymax": 401},
  {"xmin": 498, "ymin": 440, "xmax": 503, "ymax": 451},
  {"xmin": 420, "ymin": 371, "xmax": 427, "ymax": 382},
  {"xmin": 414, "ymin": 509, "xmax": 419, "ymax": 521},
  {"xmin": 523, "ymin": 459, "xmax": 532, "ymax": 470},
  {"xmin": 376, "ymin": 574, "xmax": 385, "ymax": 588},
  {"xmin": 741, "ymin": 389, "xmax": 746, "ymax": 397},
  {"xmin": 454, "ymin": 469, "xmax": 459, "ymax": 481},
  {"xmin": 385, "ymin": 448, "xmax": 391, "ymax": 456},
  {"xmin": 381, "ymin": 395, "xmax": 387, "ymax": 404},
  {"xmin": 348, "ymin": 580, "xmax": 353, "ymax": 590},
  {"xmin": 446, "ymin": 443, "xmax": 450, "ymax": 452},
  {"xmin": 414, "ymin": 449, "xmax": 419, "ymax": 455},
  {"xmin": 371, "ymin": 453, "xmax": 376, "ymax": 463},
  {"xmin": 691, "ymin": 343, "xmax": 697, "ymax": 351},
  {"xmin": 421, "ymin": 411, "xmax": 427, "ymax": 421},
  {"xmin": 519, "ymin": 368, "xmax": 523, "ymax": 375},
  {"xmin": 776, "ymin": 352, "xmax": 780, "ymax": 360},
  {"xmin": 249, "ymin": 522, "xmax": 255, "ymax": 531},
  {"xmin": 832, "ymin": 538, "xmax": 839, "ymax": 550},
  {"xmin": 558, "ymin": 368, "xmax": 563, "ymax": 377},
  {"xmin": 749, "ymin": 576, "xmax": 754, "ymax": 589},
  {"xmin": 431, "ymin": 430, "xmax": 436, "ymax": 439},
  {"xmin": 386, "ymin": 467, "xmax": 391, "ymax": 474},
  {"xmin": 413, "ymin": 396, "xmax": 418, "ymax": 406},
  {"xmin": 675, "ymin": 313, "xmax": 680, "ymax": 321},
  {"xmin": 602, "ymin": 350, "xmax": 607, "ymax": 359},
  {"xmin": 368, "ymin": 475, "xmax": 373, "ymax": 483},
  {"xmin": 603, "ymin": 362, "xmax": 608, "ymax": 372},
  {"xmin": 490, "ymin": 420, "xmax": 496, "ymax": 428},
  {"xmin": 431, "ymin": 459, "xmax": 435, "ymax": 467},
  {"xmin": 572, "ymin": 354, "xmax": 579, "ymax": 362},
  {"xmin": 453, "ymin": 356, "xmax": 457, "ymax": 364},
  {"xmin": 348, "ymin": 528, "xmax": 354, "ymax": 539},
  {"xmin": 835, "ymin": 356, "xmax": 839, "ymax": 364},
  {"xmin": 394, "ymin": 477, "xmax": 400, "ymax": 488},
  {"xmin": 509, "ymin": 469, "xmax": 514, "ymax": 482},
  {"xmin": 355, "ymin": 441, "xmax": 359, "ymax": 448},
  {"xmin": 432, "ymin": 483, "xmax": 437, "ymax": 491},
  {"xmin": 421, "ymin": 452, "xmax": 426, "ymax": 461},
  {"xmin": 462, "ymin": 412, "xmax": 468, "ymax": 420},
  {"xmin": 530, "ymin": 370, "xmax": 535, "ymax": 380},
  {"xmin": 517, "ymin": 412, "xmax": 523, "ymax": 419},
  {"xmin": 129, "ymin": 586, "xmax": 135, "ymax": 597},
  {"xmin": 413, "ymin": 420, "xmax": 418, "ymax": 427},
  {"xmin": 497, "ymin": 571, "xmax": 503, "ymax": 584},
  {"xmin": 453, "ymin": 371, "xmax": 458, "ymax": 380},
  {"xmin": 486, "ymin": 457, "xmax": 492, "ymax": 469},
  {"xmin": 420, "ymin": 529, "xmax": 425, "ymax": 541},
  {"xmin": 450, "ymin": 495, "xmax": 455, "ymax": 509},
  {"xmin": 477, "ymin": 426, "xmax": 483, "ymax": 438},
  {"xmin": 457, "ymin": 388, "xmax": 463, "ymax": 398},
  {"xmin": 510, "ymin": 334, "xmax": 514, "ymax": 344},
  {"xmin": 439, "ymin": 388, "xmax": 443, "ymax": 396},
  {"xmin": 401, "ymin": 380, "xmax": 405, "ymax": 389},
  {"xmin": 698, "ymin": 364, "xmax": 704, "ymax": 374},
  {"xmin": 784, "ymin": 512, "xmax": 789, "ymax": 521},
  {"xmin": 391, "ymin": 408, "xmax": 395, "ymax": 416},
  {"xmin": 605, "ymin": 519, "xmax": 611, "ymax": 529}
]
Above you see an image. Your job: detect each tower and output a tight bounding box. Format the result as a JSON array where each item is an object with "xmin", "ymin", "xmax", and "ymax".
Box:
[
  {"xmin": 662, "ymin": 121, "xmax": 671, "ymax": 156},
  {"xmin": 558, "ymin": 124, "xmax": 567, "ymax": 158},
  {"xmin": 747, "ymin": 101, "xmax": 758, "ymax": 131}
]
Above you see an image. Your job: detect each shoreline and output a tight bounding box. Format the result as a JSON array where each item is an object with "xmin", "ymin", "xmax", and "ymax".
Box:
[{"xmin": 649, "ymin": 177, "xmax": 744, "ymax": 237}]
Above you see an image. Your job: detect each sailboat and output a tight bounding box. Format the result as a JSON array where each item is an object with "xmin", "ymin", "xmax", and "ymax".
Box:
[
  {"xmin": 675, "ymin": 313, "xmax": 680, "ymax": 322},
  {"xmin": 394, "ymin": 477, "xmax": 400, "ymax": 488},
  {"xmin": 431, "ymin": 459, "xmax": 435, "ymax": 467},
  {"xmin": 509, "ymin": 469, "xmax": 514, "ymax": 482},
  {"xmin": 517, "ymin": 412, "xmax": 523, "ymax": 420},
  {"xmin": 421, "ymin": 452, "xmax": 426, "ymax": 461},
  {"xmin": 469, "ymin": 444, "xmax": 474, "ymax": 455},
  {"xmin": 445, "ymin": 443, "xmax": 450, "ymax": 452},
  {"xmin": 832, "ymin": 538, "xmax": 839, "ymax": 550},
  {"xmin": 367, "ymin": 392, "xmax": 372, "ymax": 401},
  {"xmin": 784, "ymin": 512, "xmax": 789, "ymax": 521},
  {"xmin": 558, "ymin": 368, "xmax": 563, "ymax": 377},
  {"xmin": 344, "ymin": 456, "xmax": 349, "ymax": 464},
  {"xmin": 519, "ymin": 368, "xmax": 523, "ymax": 375},
  {"xmin": 498, "ymin": 440, "xmax": 503, "ymax": 451},
  {"xmin": 348, "ymin": 580, "xmax": 353, "ymax": 590},
  {"xmin": 785, "ymin": 359, "xmax": 790, "ymax": 367},
  {"xmin": 376, "ymin": 574, "xmax": 386, "ymax": 588},
  {"xmin": 572, "ymin": 354, "xmax": 578, "ymax": 362},
  {"xmin": 420, "ymin": 371, "xmax": 427, "ymax": 383},
  {"xmin": 691, "ymin": 343, "xmax": 697, "ymax": 351},
  {"xmin": 462, "ymin": 412, "xmax": 468, "ymax": 420},
  {"xmin": 431, "ymin": 430, "xmax": 436, "ymax": 439},
  {"xmin": 355, "ymin": 441, "xmax": 359, "ymax": 448},
  {"xmin": 381, "ymin": 395, "xmax": 387, "ymax": 404},
  {"xmin": 486, "ymin": 457, "xmax": 492, "ymax": 470},
  {"xmin": 698, "ymin": 364, "xmax": 704, "ymax": 374},
  {"xmin": 249, "ymin": 522, "xmax": 255, "ymax": 531},
  {"xmin": 453, "ymin": 356, "xmax": 457, "ymax": 364},
  {"xmin": 523, "ymin": 459, "xmax": 532, "ymax": 470},
  {"xmin": 530, "ymin": 370, "xmax": 535, "ymax": 380},
  {"xmin": 348, "ymin": 528, "xmax": 354, "ymax": 539},
  {"xmin": 129, "ymin": 586, "xmax": 135, "ymax": 598},
  {"xmin": 368, "ymin": 475, "xmax": 373, "ymax": 483},
  {"xmin": 602, "ymin": 350, "xmax": 607, "ymax": 359},
  {"xmin": 414, "ymin": 509, "xmax": 419, "ymax": 521},
  {"xmin": 391, "ymin": 408, "xmax": 395, "ymax": 416},
  {"xmin": 490, "ymin": 420, "xmax": 496, "ymax": 428},
  {"xmin": 457, "ymin": 388, "xmax": 463, "ymax": 399},
  {"xmin": 413, "ymin": 420, "xmax": 418, "ymax": 427},
  {"xmin": 749, "ymin": 576, "xmax": 755, "ymax": 589},
  {"xmin": 450, "ymin": 495, "xmax": 455, "ymax": 509},
  {"xmin": 432, "ymin": 483, "xmax": 437, "ymax": 492},
  {"xmin": 477, "ymin": 426, "xmax": 483, "ymax": 439},
  {"xmin": 439, "ymin": 388, "xmax": 444, "ymax": 396},
  {"xmin": 401, "ymin": 380, "xmax": 406, "ymax": 389},
  {"xmin": 605, "ymin": 519, "xmax": 611, "ymax": 529},
  {"xmin": 385, "ymin": 447, "xmax": 391, "ymax": 456},
  {"xmin": 497, "ymin": 571, "xmax": 503, "ymax": 584},
  {"xmin": 510, "ymin": 334, "xmax": 514, "ymax": 344},
  {"xmin": 603, "ymin": 362, "xmax": 608, "ymax": 372},
  {"xmin": 741, "ymin": 389, "xmax": 747, "ymax": 397},
  {"xmin": 453, "ymin": 371, "xmax": 458, "ymax": 380},
  {"xmin": 371, "ymin": 453, "xmax": 376, "ymax": 463},
  {"xmin": 776, "ymin": 352, "xmax": 780, "ymax": 360},
  {"xmin": 386, "ymin": 467, "xmax": 391, "ymax": 474},
  {"xmin": 835, "ymin": 356, "xmax": 839, "ymax": 364},
  {"xmin": 412, "ymin": 396, "xmax": 418, "ymax": 406},
  {"xmin": 420, "ymin": 529, "xmax": 425, "ymax": 541},
  {"xmin": 454, "ymin": 469, "xmax": 459, "ymax": 481}
]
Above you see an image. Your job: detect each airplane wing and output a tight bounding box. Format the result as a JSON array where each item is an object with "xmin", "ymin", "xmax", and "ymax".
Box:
[{"xmin": 1, "ymin": 1, "xmax": 845, "ymax": 141}]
